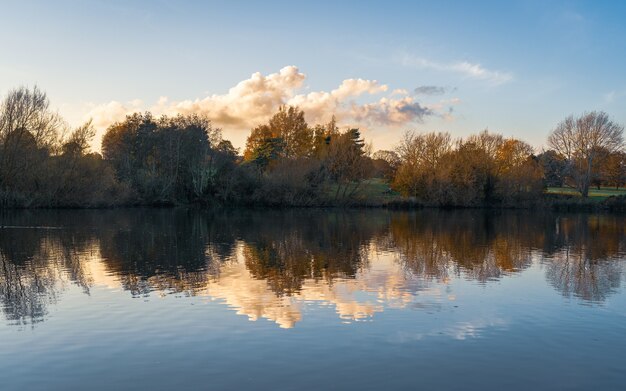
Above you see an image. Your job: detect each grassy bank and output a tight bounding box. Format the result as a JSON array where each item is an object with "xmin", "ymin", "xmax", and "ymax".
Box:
[
  {"xmin": 546, "ymin": 186, "xmax": 626, "ymax": 201},
  {"xmin": 343, "ymin": 182, "xmax": 626, "ymax": 211},
  {"xmin": 2, "ymin": 180, "xmax": 626, "ymax": 212}
]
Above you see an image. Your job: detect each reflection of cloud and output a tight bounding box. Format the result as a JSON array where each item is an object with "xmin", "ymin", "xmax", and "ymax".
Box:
[
  {"xmin": 389, "ymin": 317, "xmax": 508, "ymax": 343},
  {"xmin": 83, "ymin": 244, "xmax": 432, "ymax": 329},
  {"xmin": 84, "ymin": 257, "xmax": 120, "ymax": 290},
  {"xmin": 195, "ymin": 250, "xmax": 431, "ymax": 328},
  {"xmin": 199, "ymin": 256, "xmax": 303, "ymax": 329}
]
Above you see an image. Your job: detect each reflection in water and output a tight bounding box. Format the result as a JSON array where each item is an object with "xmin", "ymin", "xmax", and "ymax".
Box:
[
  {"xmin": 0, "ymin": 209, "xmax": 624, "ymax": 327},
  {"xmin": 542, "ymin": 215, "xmax": 625, "ymax": 302}
]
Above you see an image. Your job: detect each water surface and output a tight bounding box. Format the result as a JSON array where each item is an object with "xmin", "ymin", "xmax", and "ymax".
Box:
[{"xmin": 1, "ymin": 209, "xmax": 625, "ymax": 390}]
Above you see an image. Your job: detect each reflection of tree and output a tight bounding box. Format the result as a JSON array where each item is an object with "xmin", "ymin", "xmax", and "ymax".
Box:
[
  {"xmin": 0, "ymin": 255, "xmax": 56, "ymax": 325},
  {"xmin": 96, "ymin": 209, "xmax": 236, "ymax": 296},
  {"xmin": 387, "ymin": 211, "xmax": 625, "ymax": 301},
  {"xmin": 237, "ymin": 210, "xmax": 384, "ymax": 296},
  {"xmin": 542, "ymin": 215, "xmax": 625, "ymax": 302},
  {"xmin": 387, "ymin": 210, "xmax": 537, "ymax": 282},
  {"xmin": 0, "ymin": 209, "xmax": 624, "ymax": 326},
  {"xmin": 0, "ymin": 210, "xmax": 96, "ymax": 325}
]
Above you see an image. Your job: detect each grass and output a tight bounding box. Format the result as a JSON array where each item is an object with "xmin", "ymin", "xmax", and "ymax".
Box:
[
  {"xmin": 328, "ymin": 180, "xmax": 625, "ymax": 207},
  {"xmin": 357, "ymin": 178, "xmax": 400, "ymax": 200},
  {"xmin": 361, "ymin": 182, "xmax": 626, "ymax": 204},
  {"xmin": 323, "ymin": 178, "xmax": 401, "ymax": 205},
  {"xmin": 546, "ymin": 186, "xmax": 626, "ymax": 201}
]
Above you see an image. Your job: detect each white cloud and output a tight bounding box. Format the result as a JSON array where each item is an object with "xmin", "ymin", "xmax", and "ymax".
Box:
[
  {"xmin": 602, "ymin": 89, "xmax": 626, "ymax": 105},
  {"xmin": 449, "ymin": 61, "xmax": 513, "ymax": 85},
  {"xmin": 399, "ymin": 54, "xmax": 513, "ymax": 85}
]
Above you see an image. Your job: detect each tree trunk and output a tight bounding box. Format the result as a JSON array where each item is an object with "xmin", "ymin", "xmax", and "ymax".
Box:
[{"xmin": 581, "ymin": 183, "xmax": 589, "ymax": 198}]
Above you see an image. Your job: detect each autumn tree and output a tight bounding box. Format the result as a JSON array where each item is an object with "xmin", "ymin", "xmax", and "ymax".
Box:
[
  {"xmin": 312, "ymin": 115, "xmax": 339, "ymax": 159},
  {"xmin": 494, "ymin": 139, "xmax": 543, "ymax": 202},
  {"xmin": 437, "ymin": 141, "xmax": 492, "ymax": 206},
  {"xmin": 243, "ymin": 106, "xmax": 313, "ymax": 163},
  {"xmin": 601, "ymin": 151, "xmax": 626, "ymax": 189},
  {"xmin": 325, "ymin": 128, "xmax": 369, "ymax": 200},
  {"xmin": 392, "ymin": 131, "xmax": 452, "ymax": 199},
  {"xmin": 371, "ymin": 150, "xmax": 400, "ymax": 179},
  {"xmin": 548, "ymin": 111, "xmax": 624, "ymax": 197}
]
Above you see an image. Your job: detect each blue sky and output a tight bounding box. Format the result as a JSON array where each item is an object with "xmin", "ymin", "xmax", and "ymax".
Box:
[{"xmin": 1, "ymin": 0, "xmax": 625, "ymax": 151}]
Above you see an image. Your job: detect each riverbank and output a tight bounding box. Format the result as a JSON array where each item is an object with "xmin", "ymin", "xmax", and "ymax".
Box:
[{"xmin": 2, "ymin": 193, "xmax": 626, "ymax": 213}]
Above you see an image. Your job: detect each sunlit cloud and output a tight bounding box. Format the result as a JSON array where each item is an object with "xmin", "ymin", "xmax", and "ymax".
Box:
[
  {"xmin": 81, "ymin": 65, "xmax": 457, "ymax": 150},
  {"xmin": 86, "ymin": 99, "xmax": 144, "ymax": 129}
]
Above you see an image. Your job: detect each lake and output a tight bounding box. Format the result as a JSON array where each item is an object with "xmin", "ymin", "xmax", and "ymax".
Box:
[{"xmin": 1, "ymin": 208, "xmax": 625, "ymax": 390}]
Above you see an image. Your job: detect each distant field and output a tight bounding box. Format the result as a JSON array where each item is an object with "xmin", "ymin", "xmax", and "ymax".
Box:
[{"xmin": 546, "ymin": 186, "xmax": 626, "ymax": 200}]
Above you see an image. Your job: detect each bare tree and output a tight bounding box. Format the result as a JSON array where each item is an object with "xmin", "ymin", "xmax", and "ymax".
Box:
[
  {"xmin": 548, "ymin": 111, "xmax": 624, "ymax": 197},
  {"xmin": 0, "ymin": 86, "xmax": 64, "ymax": 200}
]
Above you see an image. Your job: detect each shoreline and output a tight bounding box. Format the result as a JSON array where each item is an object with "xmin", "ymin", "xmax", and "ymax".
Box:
[{"xmin": 2, "ymin": 194, "xmax": 625, "ymax": 213}]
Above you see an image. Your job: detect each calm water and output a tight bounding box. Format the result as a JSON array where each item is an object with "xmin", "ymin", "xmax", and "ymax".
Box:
[{"xmin": 1, "ymin": 209, "xmax": 625, "ymax": 390}]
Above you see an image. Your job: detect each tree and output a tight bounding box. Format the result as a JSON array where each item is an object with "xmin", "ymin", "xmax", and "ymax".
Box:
[
  {"xmin": 62, "ymin": 120, "xmax": 96, "ymax": 157},
  {"xmin": 243, "ymin": 106, "xmax": 313, "ymax": 162},
  {"xmin": 371, "ymin": 150, "xmax": 400, "ymax": 179},
  {"xmin": 268, "ymin": 106, "xmax": 312, "ymax": 158},
  {"xmin": 312, "ymin": 116, "xmax": 339, "ymax": 159},
  {"xmin": 548, "ymin": 111, "xmax": 624, "ymax": 197},
  {"xmin": 602, "ymin": 151, "xmax": 626, "ymax": 189},
  {"xmin": 101, "ymin": 113, "xmax": 223, "ymax": 203},
  {"xmin": 325, "ymin": 128, "xmax": 369, "ymax": 200},
  {"xmin": 0, "ymin": 86, "xmax": 64, "ymax": 201},
  {"xmin": 537, "ymin": 150, "xmax": 567, "ymax": 187},
  {"xmin": 438, "ymin": 141, "xmax": 492, "ymax": 206},
  {"xmin": 392, "ymin": 131, "xmax": 452, "ymax": 198},
  {"xmin": 494, "ymin": 139, "xmax": 543, "ymax": 202},
  {"xmin": 495, "ymin": 138, "xmax": 534, "ymax": 173}
]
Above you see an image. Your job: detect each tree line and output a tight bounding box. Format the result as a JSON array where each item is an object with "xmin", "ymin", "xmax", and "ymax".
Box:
[{"xmin": 0, "ymin": 86, "xmax": 624, "ymax": 208}]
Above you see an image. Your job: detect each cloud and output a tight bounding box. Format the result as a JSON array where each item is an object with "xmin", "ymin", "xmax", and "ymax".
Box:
[
  {"xmin": 84, "ymin": 65, "xmax": 450, "ymax": 134},
  {"xmin": 603, "ymin": 90, "xmax": 626, "ymax": 104},
  {"xmin": 286, "ymin": 77, "xmax": 389, "ymax": 123},
  {"xmin": 351, "ymin": 97, "xmax": 433, "ymax": 126},
  {"xmin": 86, "ymin": 99, "xmax": 144, "ymax": 129},
  {"xmin": 414, "ymin": 85, "xmax": 454, "ymax": 96},
  {"xmin": 157, "ymin": 65, "xmax": 306, "ymax": 127},
  {"xmin": 449, "ymin": 61, "xmax": 513, "ymax": 85},
  {"xmin": 400, "ymin": 54, "xmax": 513, "ymax": 85},
  {"xmin": 425, "ymin": 98, "xmax": 461, "ymax": 121}
]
